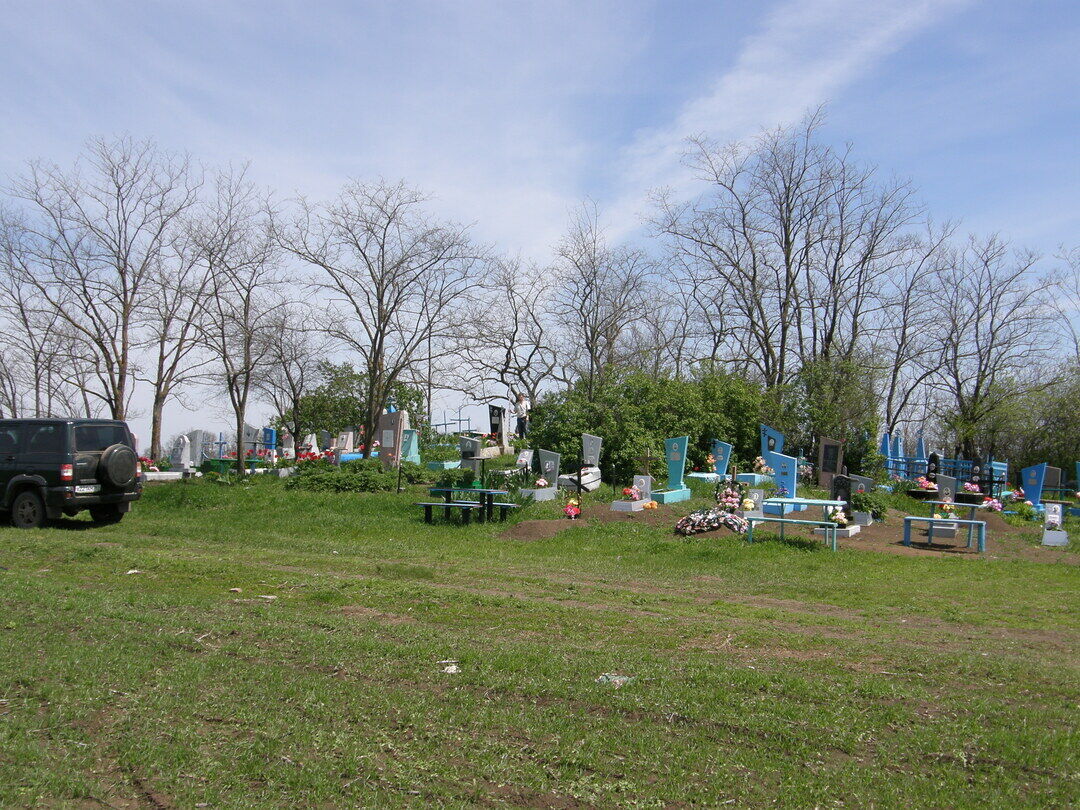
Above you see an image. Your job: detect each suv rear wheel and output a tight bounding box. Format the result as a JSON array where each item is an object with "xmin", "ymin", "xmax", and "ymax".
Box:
[
  {"xmin": 11, "ymin": 490, "xmax": 46, "ymax": 529},
  {"xmin": 89, "ymin": 505, "xmax": 124, "ymax": 525}
]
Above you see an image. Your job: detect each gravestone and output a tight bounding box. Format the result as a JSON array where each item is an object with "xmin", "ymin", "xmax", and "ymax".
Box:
[
  {"xmin": 926, "ymin": 452, "xmax": 940, "ymax": 485},
  {"xmin": 936, "ymin": 474, "xmax": 958, "ymax": 502},
  {"xmin": 515, "ymin": 448, "xmax": 534, "ymax": 470},
  {"xmin": 336, "ymin": 430, "xmax": 355, "ymax": 454},
  {"xmin": 522, "ymin": 449, "xmax": 560, "ymax": 501},
  {"xmin": 376, "ymin": 411, "xmax": 407, "ymax": 470},
  {"xmin": 582, "ymin": 434, "xmax": 602, "ymax": 467},
  {"xmin": 303, "ymin": 433, "xmax": 319, "ymax": 454},
  {"xmin": 170, "ymin": 435, "xmax": 192, "ymax": 475},
  {"xmin": 281, "ymin": 432, "xmax": 296, "ymax": 459},
  {"xmin": 830, "ymin": 470, "xmax": 853, "ymax": 521},
  {"xmin": 1042, "ymin": 503, "xmax": 1068, "ymax": 546},
  {"xmin": 317, "ymin": 430, "xmax": 332, "ymax": 454},
  {"xmin": 215, "ymin": 432, "xmax": 228, "ymax": 459},
  {"xmin": 759, "ymin": 424, "xmax": 785, "ymax": 457},
  {"xmin": 850, "ymin": 474, "xmax": 875, "ymax": 493},
  {"xmin": 712, "ymin": 440, "xmax": 732, "ymax": 477},
  {"xmin": 537, "ymin": 449, "xmax": 561, "ymax": 483},
  {"xmin": 242, "ymin": 423, "xmax": 261, "ymax": 458},
  {"xmin": 1044, "ymin": 465, "xmax": 1062, "ymax": 494},
  {"xmin": 400, "ymin": 429, "xmax": 421, "ymax": 464},
  {"xmin": 653, "ymin": 436, "xmax": 691, "ymax": 504},
  {"xmin": 186, "ymin": 430, "xmax": 213, "ymax": 465},
  {"xmin": 762, "ymin": 450, "xmax": 800, "ymax": 515},
  {"xmin": 611, "ymin": 474, "xmax": 654, "ymax": 512},
  {"xmin": 817, "ymin": 437, "xmax": 843, "ymax": 490},
  {"xmin": 1020, "ymin": 463, "xmax": 1047, "ymax": 506}
]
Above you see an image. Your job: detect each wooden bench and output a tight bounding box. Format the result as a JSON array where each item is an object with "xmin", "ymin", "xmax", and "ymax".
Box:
[
  {"xmin": 745, "ymin": 516, "xmax": 839, "ymax": 551},
  {"xmin": 903, "ymin": 516, "xmax": 986, "ymax": 552},
  {"xmin": 416, "ymin": 501, "xmax": 481, "ymax": 524}
]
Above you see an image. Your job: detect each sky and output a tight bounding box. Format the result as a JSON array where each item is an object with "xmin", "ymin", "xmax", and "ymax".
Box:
[{"xmin": 0, "ymin": 0, "xmax": 1077, "ymax": 448}]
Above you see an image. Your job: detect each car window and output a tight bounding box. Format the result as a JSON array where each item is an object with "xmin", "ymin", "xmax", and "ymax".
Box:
[
  {"xmin": 0, "ymin": 424, "xmax": 20, "ymax": 455},
  {"xmin": 75, "ymin": 424, "xmax": 130, "ymax": 452},
  {"xmin": 26, "ymin": 424, "xmax": 64, "ymax": 454}
]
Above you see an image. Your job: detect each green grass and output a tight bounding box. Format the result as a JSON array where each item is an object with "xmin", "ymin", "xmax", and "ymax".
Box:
[{"xmin": 0, "ymin": 477, "xmax": 1077, "ymax": 808}]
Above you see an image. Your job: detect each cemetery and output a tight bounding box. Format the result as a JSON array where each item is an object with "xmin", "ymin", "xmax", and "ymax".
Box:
[{"xmin": 0, "ymin": 9, "xmax": 1077, "ymax": 802}]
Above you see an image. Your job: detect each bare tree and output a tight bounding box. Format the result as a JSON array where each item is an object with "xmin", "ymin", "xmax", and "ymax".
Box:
[
  {"xmin": 193, "ymin": 168, "xmax": 283, "ymax": 474},
  {"xmin": 872, "ymin": 222, "xmax": 955, "ymax": 432},
  {"xmin": 653, "ymin": 110, "xmax": 920, "ymax": 389},
  {"xmin": 447, "ymin": 256, "xmax": 559, "ymax": 405},
  {"xmin": 136, "ymin": 228, "xmax": 215, "ymax": 459},
  {"xmin": 255, "ymin": 304, "xmax": 329, "ymax": 444},
  {"xmin": 932, "ymin": 236, "xmax": 1057, "ymax": 458},
  {"xmin": 280, "ymin": 180, "xmax": 482, "ymax": 457},
  {"xmin": 552, "ymin": 203, "xmax": 653, "ymax": 397},
  {"xmin": 6, "ymin": 137, "xmax": 199, "ymax": 419}
]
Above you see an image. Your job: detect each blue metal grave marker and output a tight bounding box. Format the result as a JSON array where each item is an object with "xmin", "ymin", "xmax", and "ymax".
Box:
[
  {"xmin": 763, "ymin": 450, "xmax": 801, "ymax": 514},
  {"xmin": 712, "ymin": 440, "xmax": 732, "ymax": 477},
  {"xmin": 653, "ymin": 436, "xmax": 691, "ymax": 503},
  {"xmin": 1021, "ymin": 463, "xmax": 1047, "ymax": 506},
  {"xmin": 759, "ymin": 424, "xmax": 785, "ymax": 457}
]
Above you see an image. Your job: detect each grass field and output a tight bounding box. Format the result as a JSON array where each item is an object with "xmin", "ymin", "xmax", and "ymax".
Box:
[{"xmin": 1, "ymin": 477, "xmax": 1077, "ymax": 808}]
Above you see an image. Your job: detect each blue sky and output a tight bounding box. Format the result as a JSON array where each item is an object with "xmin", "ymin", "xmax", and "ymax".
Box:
[
  {"xmin": 0, "ymin": 0, "xmax": 1076, "ymax": 438},
  {"xmin": 2, "ymin": 0, "xmax": 1077, "ymax": 254}
]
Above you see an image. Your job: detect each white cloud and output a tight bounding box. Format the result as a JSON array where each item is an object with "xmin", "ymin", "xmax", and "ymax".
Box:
[{"xmin": 606, "ymin": 0, "xmax": 973, "ymax": 234}]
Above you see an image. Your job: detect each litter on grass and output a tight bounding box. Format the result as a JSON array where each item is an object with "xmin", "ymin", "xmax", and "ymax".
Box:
[
  {"xmin": 596, "ymin": 673, "xmax": 635, "ymax": 688},
  {"xmin": 438, "ymin": 659, "xmax": 460, "ymax": 674}
]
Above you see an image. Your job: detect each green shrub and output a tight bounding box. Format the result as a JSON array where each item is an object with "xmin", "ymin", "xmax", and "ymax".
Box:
[
  {"xmin": 284, "ymin": 464, "xmax": 397, "ymax": 493},
  {"xmin": 850, "ymin": 489, "xmax": 889, "ymax": 521},
  {"xmin": 434, "ymin": 468, "xmax": 475, "ymax": 489},
  {"xmin": 422, "ymin": 443, "xmax": 461, "ymax": 462},
  {"xmin": 529, "ymin": 370, "xmax": 765, "ymax": 482}
]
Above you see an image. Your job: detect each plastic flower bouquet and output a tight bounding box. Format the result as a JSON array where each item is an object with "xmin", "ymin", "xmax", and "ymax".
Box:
[
  {"xmin": 622, "ymin": 485, "xmax": 642, "ymax": 501},
  {"xmin": 829, "ymin": 506, "xmax": 848, "ymax": 526},
  {"xmin": 982, "ymin": 497, "xmax": 1003, "ymax": 512},
  {"xmin": 753, "ymin": 456, "xmax": 774, "ymax": 475},
  {"xmin": 963, "ymin": 482, "xmax": 981, "ymax": 493},
  {"xmin": 915, "ymin": 476, "xmax": 938, "ymax": 491},
  {"xmin": 564, "ymin": 499, "xmax": 581, "ymax": 519},
  {"xmin": 535, "ymin": 478, "xmax": 548, "ymax": 488}
]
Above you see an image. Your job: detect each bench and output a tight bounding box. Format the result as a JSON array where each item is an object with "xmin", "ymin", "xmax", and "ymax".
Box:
[
  {"xmin": 745, "ymin": 516, "xmax": 839, "ymax": 551},
  {"xmin": 490, "ymin": 502, "xmax": 522, "ymax": 521},
  {"xmin": 903, "ymin": 516, "xmax": 985, "ymax": 552},
  {"xmin": 416, "ymin": 501, "xmax": 481, "ymax": 524}
]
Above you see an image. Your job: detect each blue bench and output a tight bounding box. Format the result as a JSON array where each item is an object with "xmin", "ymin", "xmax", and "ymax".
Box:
[
  {"xmin": 745, "ymin": 516, "xmax": 839, "ymax": 551},
  {"xmin": 903, "ymin": 516, "xmax": 986, "ymax": 552}
]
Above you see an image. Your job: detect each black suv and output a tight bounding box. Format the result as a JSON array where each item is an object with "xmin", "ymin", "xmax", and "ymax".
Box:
[{"xmin": 0, "ymin": 419, "xmax": 142, "ymax": 528}]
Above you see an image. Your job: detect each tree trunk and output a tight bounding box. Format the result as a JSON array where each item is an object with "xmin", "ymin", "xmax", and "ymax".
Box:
[
  {"xmin": 150, "ymin": 391, "xmax": 167, "ymax": 460},
  {"xmin": 235, "ymin": 411, "xmax": 248, "ymax": 477}
]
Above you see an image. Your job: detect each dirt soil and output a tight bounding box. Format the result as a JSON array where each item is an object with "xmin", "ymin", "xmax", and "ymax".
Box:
[{"xmin": 503, "ymin": 504, "xmax": 1078, "ymax": 565}]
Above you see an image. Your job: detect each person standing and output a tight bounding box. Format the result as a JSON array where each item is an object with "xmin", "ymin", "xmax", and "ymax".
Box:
[{"xmin": 512, "ymin": 392, "xmax": 531, "ymax": 438}]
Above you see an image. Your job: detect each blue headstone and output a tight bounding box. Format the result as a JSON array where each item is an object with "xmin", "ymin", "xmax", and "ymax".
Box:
[
  {"xmin": 1021, "ymin": 463, "xmax": 1047, "ymax": 506},
  {"xmin": 759, "ymin": 424, "xmax": 785, "ymax": 457},
  {"xmin": 401, "ymin": 429, "xmax": 420, "ymax": 464},
  {"xmin": 665, "ymin": 436, "xmax": 688, "ymax": 489},
  {"xmin": 711, "ymin": 440, "xmax": 732, "ymax": 477},
  {"xmin": 262, "ymin": 427, "xmax": 277, "ymax": 452},
  {"xmin": 765, "ymin": 450, "xmax": 798, "ymax": 500}
]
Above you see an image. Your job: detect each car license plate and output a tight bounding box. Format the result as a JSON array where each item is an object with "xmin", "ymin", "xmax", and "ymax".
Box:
[{"xmin": 75, "ymin": 484, "xmax": 100, "ymax": 494}]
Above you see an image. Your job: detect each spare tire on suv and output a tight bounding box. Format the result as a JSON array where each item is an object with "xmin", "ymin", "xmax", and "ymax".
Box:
[{"xmin": 98, "ymin": 443, "xmax": 138, "ymax": 489}]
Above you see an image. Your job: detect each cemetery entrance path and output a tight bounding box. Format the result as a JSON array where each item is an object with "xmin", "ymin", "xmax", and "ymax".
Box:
[{"xmin": 0, "ymin": 479, "xmax": 1076, "ymax": 808}]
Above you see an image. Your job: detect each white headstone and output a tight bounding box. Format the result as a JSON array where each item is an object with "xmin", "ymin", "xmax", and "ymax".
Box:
[
  {"xmin": 633, "ymin": 474, "xmax": 653, "ymax": 501},
  {"xmin": 170, "ymin": 435, "xmax": 192, "ymax": 471},
  {"xmin": 281, "ymin": 432, "xmax": 296, "ymax": 459},
  {"xmin": 516, "ymin": 449, "xmax": 534, "ymax": 469},
  {"xmin": 1042, "ymin": 503, "xmax": 1068, "ymax": 546},
  {"xmin": 304, "ymin": 433, "xmax": 319, "ymax": 454},
  {"xmin": 582, "ymin": 434, "xmax": 602, "ymax": 466}
]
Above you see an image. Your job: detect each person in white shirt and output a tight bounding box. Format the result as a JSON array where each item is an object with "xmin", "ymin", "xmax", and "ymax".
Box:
[{"xmin": 512, "ymin": 392, "xmax": 531, "ymax": 438}]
